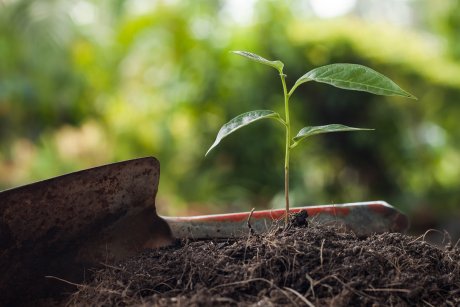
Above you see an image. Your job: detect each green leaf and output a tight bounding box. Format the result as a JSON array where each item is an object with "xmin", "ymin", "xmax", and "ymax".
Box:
[
  {"xmin": 206, "ymin": 110, "xmax": 283, "ymax": 156},
  {"xmin": 232, "ymin": 51, "xmax": 284, "ymax": 72},
  {"xmin": 292, "ymin": 124, "xmax": 373, "ymax": 147},
  {"xmin": 291, "ymin": 64, "xmax": 416, "ymax": 99}
]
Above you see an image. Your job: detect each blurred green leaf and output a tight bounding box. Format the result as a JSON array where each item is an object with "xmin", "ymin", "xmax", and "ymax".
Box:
[
  {"xmin": 232, "ymin": 51, "xmax": 284, "ymax": 72},
  {"xmin": 291, "ymin": 64, "xmax": 416, "ymax": 99},
  {"xmin": 206, "ymin": 110, "xmax": 283, "ymax": 156},
  {"xmin": 291, "ymin": 124, "xmax": 373, "ymax": 148}
]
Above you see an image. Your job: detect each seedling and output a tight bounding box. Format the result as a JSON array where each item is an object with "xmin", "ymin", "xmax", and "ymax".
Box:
[{"xmin": 206, "ymin": 51, "xmax": 416, "ymax": 225}]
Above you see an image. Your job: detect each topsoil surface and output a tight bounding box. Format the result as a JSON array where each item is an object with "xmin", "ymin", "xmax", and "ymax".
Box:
[{"xmin": 67, "ymin": 215, "xmax": 459, "ymax": 306}]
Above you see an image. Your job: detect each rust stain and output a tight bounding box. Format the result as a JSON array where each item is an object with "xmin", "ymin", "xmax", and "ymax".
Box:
[
  {"xmin": 305, "ymin": 206, "xmax": 351, "ymax": 217},
  {"xmin": 367, "ymin": 202, "xmax": 391, "ymax": 215}
]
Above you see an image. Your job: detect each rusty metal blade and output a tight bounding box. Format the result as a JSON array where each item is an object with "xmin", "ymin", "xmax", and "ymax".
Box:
[
  {"xmin": 165, "ymin": 201, "xmax": 409, "ymax": 239},
  {"xmin": 0, "ymin": 157, "xmax": 172, "ymax": 305}
]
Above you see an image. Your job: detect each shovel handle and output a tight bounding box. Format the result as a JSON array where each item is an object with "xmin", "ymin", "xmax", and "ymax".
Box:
[{"xmin": 163, "ymin": 201, "xmax": 408, "ymax": 239}]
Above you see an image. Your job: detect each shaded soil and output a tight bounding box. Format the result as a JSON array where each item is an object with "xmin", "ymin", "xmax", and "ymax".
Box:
[{"xmin": 68, "ymin": 217, "xmax": 460, "ymax": 306}]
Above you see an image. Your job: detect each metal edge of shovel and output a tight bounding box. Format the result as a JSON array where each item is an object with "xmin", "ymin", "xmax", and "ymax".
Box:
[
  {"xmin": 0, "ymin": 156, "xmax": 409, "ymax": 304},
  {"xmin": 165, "ymin": 201, "xmax": 409, "ymax": 240}
]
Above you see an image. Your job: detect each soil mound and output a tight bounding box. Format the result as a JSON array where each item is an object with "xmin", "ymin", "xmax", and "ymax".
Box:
[{"xmin": 68, "ymin": 220, "xmax": 460, "ymax": 306}]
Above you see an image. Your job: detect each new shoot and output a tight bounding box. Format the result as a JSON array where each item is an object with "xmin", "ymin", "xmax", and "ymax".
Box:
[{"xmin": 206, "ymin": 51, "xmax": 416, "ymax": 226}]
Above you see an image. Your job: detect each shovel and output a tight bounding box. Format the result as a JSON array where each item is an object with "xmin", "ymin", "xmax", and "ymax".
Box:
[{"xmin": 0, "ymin": 157, "xmax": 408, "ymax": 304}]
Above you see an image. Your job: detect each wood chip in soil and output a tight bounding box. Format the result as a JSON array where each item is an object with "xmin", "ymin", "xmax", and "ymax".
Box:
[{"xmin": 67, "ymin": 222, "xmax": 460, "ymax": 306}]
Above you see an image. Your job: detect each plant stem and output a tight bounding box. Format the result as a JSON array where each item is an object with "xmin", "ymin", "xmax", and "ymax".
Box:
[{"xmin": 280, "ymin": 73, "xmax": 290, "ymax": 227}]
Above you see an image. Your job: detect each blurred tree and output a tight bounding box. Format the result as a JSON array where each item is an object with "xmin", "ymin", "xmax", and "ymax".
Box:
[{"xmin": 0, "ymin": 1, "xmax": 86, "ymax": 143}]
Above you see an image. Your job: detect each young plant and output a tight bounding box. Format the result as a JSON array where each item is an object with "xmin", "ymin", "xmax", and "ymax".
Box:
[{"xmin": 206, "ymin": 51, "xmax": 416, "ymax": 225}]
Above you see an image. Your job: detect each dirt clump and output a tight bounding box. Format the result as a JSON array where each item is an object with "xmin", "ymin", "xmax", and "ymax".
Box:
[{"xmin": 68, "ymin": 220, "xmax": 460, "ymax": 306}]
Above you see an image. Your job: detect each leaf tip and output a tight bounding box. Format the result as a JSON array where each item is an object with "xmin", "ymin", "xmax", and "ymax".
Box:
[
  {"xmin": 397, "ymin": 92, "xmax": 417, "ymax": 100},
  {"xmin": 408, "ymin": 93, "xmax": 418, "ymax": 100},
  {"xmin": 204, "ymin": 145, "xmax": 215, "ymax": 157},
  {"xmin": 398, "ymin": 87, "xmax": 417, "ymax": 100}
]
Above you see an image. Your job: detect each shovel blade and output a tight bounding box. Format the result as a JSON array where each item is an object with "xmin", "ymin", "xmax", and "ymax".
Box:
[{"xmin": 0, "ymin": 157, "xmax": 172, "ymax": 305}]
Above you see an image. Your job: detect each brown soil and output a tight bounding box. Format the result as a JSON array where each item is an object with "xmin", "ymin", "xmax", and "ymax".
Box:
[{"xmin": 68, "ymin": 217, "xmax": 459, "ymax": 306}]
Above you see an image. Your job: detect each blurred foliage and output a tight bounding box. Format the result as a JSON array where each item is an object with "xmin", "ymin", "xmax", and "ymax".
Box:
[{"xmin": 1, "ymin": 0, "xmax": 460, "ymax": 227}]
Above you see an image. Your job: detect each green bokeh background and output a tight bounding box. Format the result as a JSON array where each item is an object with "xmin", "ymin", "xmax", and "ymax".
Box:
[{"xmin": 1, "ymin": 0, "xmax": 460, "ymax": 239}]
